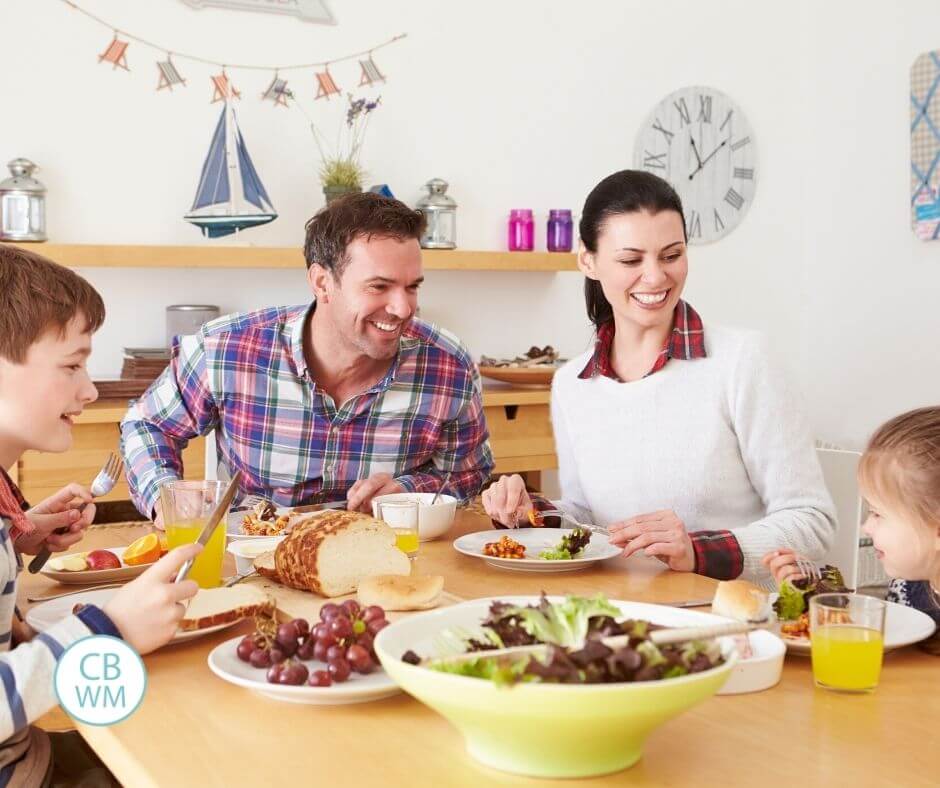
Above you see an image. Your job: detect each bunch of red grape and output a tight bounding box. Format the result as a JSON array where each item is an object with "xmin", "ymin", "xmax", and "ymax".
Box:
[{"xmin": 235, "ymin": 600, "xmax": 389, "ymax": 687}]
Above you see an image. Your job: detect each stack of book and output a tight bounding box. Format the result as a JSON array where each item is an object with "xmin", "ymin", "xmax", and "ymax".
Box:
[{"xmin": 93, "ymin": 348, "xmax": 171, "ymax": 399}]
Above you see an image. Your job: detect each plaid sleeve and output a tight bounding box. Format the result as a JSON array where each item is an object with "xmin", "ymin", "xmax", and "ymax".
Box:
[
  {"xmin": 120, "ymin": 331, "xmax": 220, "ymax": 517},
  {"xmin": 396, "ymin": 366, "xmax": 494, "ymax": 502},
  {"xmin": 690, "ymin": 531, "xmax": 744, "ymax": 580}
]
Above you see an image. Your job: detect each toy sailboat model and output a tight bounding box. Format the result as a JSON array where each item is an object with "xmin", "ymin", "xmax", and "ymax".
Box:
[{"xmin": 184, "ymin": 102, "xmax": 277, "ymax": 237}]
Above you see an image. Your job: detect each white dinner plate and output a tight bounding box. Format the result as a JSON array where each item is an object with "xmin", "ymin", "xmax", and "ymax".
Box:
[
  {"xmin": 452, "ymin": 529, "xmax": 621, "ymax": 573},
  {"xmin": 207, "ymin": 636, "xmax": 400, "ymax": 705},
  {"xmin": 27, "ymin": 588, "xmax": 239, "ymax": 646},
  {"xmin": 226, "ymin": 503, "xmax": 345, "ymax": 541},
  {"xmin": 39, "ymin": 546, "xmax": 155, "ymax": 585},
  {"xmin": 774, "ymin": 599, "xmax": 937, "ymax": 655}
]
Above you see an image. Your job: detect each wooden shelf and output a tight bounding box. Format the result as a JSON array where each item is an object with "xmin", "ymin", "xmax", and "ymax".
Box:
[{"xmin": 10, "ymin": 243, "xmax": 577, "ymax": 272}]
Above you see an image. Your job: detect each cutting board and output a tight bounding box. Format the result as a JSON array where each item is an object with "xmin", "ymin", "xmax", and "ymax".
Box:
[{"xmin": 241, "ymin": 575, "xmax": 461, "ymax": 623}]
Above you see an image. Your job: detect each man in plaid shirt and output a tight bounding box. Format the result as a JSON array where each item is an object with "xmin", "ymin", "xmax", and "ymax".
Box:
[{"xmin": 122, "ymin": 194, "xmax": 494, "ymax": 523}]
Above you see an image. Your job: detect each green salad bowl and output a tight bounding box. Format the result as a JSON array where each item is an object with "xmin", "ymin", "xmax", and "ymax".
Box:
[{"xmin": 375, "ymin": 596, "xmax": 736, "ymax": 779}]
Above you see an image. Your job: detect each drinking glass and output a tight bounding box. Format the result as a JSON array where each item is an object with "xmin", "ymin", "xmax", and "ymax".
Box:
[
  {"xmin": 810, "ymin": 593, "xmax": 886, "ymax": 693},
  {"xmin": 159, "ymin": 480, "xmax": 229, "ymax": 588},
  {"xmin": 377, "ymin": 499, "xmax": 419, "ymax": 560}
]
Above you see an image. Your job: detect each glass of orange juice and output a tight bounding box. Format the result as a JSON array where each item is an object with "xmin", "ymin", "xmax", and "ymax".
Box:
[
  {"xmin": 159, "ymin": 480, "xmax": 229, "ymax": 588},
  {"xmin": 810, "ymin": 593, "xmax": 886, "ymax": 693},
  {"xmin": 376, "ymin": 499, "xmax": 419, "ymax": 561}
]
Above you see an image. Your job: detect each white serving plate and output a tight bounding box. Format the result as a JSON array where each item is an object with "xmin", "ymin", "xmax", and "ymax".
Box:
[
  {"xmin": 775, "ymin": 599, "xmax": 936, "ymax": 655},
  {"xmin": 453, "ymin": 529, "xmax": 620, "ymax": 573},
  {"xmin": 208, "ymin": 636, "xmax": 400, "ymax": 705},
  {"xmin": 26, "ymin": 588, "xmax": 237, "ymax": 646},
  {"xmin": 39, "ymin": 546, "xmax": 154, "ymax": 585}
]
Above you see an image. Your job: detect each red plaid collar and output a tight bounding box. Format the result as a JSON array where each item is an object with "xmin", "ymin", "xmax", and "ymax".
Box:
[
  {"xmin": 578, "ymin": 300, "xmax": 707, "ymax": 381},
  {"xmin": 0, "ymin": 467, "xmax": 32, "ymax": 538}
]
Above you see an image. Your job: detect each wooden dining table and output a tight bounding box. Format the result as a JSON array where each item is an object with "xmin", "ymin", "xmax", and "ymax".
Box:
[{"xmin": 18, "ymin": 511, "xmax": 938, "ymax": 787}]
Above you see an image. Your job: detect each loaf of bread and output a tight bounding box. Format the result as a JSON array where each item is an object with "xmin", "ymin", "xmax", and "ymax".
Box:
[
  {"xmin": 253, "ymin": 510, "xmax": 411, "ymax": 598},
  {"xmin": 179, "ymin": 585, "xmax": 274, "ymax": 631}
]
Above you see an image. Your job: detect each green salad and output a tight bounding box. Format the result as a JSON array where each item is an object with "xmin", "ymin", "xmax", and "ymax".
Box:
[{"xmin": 538, "ymin": 527, "xmax": 592, "ymax": 560}]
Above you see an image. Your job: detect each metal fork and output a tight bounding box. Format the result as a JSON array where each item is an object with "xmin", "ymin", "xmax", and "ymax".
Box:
[
  {"xmin": 28, "ymin": 452, "xmax": 123, "ymax": 574},
  {"xmin": 530, "ymin": 508, "xmax": 609, "ymax": 536},
  {"xmin": 796, "ymin": 557, "xmax": 821, "ymax": 583}
]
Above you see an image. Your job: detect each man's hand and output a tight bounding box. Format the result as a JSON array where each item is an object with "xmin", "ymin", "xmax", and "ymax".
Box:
[
  {"xmin": 346, "ymin": 473, "xmax": 406, "ymax": 513},
  {"xmin": 608, "ymin": 509, "xmax": 695, "ymax": 572},
  {"xmin": 103, "ymin": 544, "xmax": 201, "ymax": 655},
  {"xmin": 17, "ymin": 484, "xmax": 96, "ymax": 556}
]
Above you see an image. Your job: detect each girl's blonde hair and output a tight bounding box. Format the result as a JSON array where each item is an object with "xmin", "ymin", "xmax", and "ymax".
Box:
[{"xmin": 858, "ymin": 406, "xmax": 940, "ymax": 529}]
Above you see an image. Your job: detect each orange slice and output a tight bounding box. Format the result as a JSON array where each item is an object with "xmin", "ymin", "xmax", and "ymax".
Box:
[
  {"xmin": 124, "ymin": 533, "xmax": 161, "ymax": 566},
  {"xmin": 158, "ymin": 534, "xmax": 169, "ymax": 556}
]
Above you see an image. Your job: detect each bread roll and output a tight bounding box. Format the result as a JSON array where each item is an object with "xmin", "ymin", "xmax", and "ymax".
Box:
[
  {"xmin": 357, "ymin": 574, "xmax": 444, "ymax": 611},
  {"xmin": 711, "ymin": 579, "xmax": 770, "ymax": 623}
]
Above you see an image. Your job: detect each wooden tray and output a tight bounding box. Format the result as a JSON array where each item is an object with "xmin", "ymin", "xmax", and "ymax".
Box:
[{"xmin": 478, "ymin": 366, "xmax": 557, "ymax": 386}]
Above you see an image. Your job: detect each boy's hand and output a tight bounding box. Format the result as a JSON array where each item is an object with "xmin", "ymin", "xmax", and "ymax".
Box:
[
  {"xmin": 18, "ymin": 484, "xmax": 96, "ymax": 555},
  {"xmin": 103, "ymin": 544, "xmax": 201, "ymax": 655}
]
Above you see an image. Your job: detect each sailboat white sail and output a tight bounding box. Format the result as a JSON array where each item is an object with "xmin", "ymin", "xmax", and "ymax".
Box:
[{"xmin": 184, "ymin": 102, "xmax": 277, "ymax": 237}]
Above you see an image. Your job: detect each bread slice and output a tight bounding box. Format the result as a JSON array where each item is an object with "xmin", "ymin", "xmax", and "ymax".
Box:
[
  {"xmin": 357, "ymin": 574, "xmax": 444, "ymax": 611},
  {"xmin": 253, "ymin": 550, "xmax": 278, "ymax": 581},
  {"xmin": 179, "ymin": 585, "xmax": 274, "ymax": 631},
  {"xmin": 711, "ymin": 579, "xmax": 771, "ymax": 623}
]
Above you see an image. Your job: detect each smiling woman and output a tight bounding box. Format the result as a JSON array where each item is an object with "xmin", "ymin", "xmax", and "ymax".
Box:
[{"xmin": 482, "ymin": 170, "xmax": 837, "ymax": 582}]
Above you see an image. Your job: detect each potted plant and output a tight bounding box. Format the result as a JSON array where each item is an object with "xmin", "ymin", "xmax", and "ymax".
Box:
[{"xmin": 312, "ymin": 94, "xmax": 381, "ymax": 204}]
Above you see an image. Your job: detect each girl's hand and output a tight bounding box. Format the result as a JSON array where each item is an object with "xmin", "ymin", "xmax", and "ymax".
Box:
[
  {"xmin": 608, "ymin": 510, "xmax": 695, "ymax": 572},
  {"xmin": 481, "ymin": 475, "xmax": 532, "ymax": 528},
  {"xmin": 18, "ymin": 484, "xmax": 96, "ymax": 555},
  {"xmin": 761, "ymin": 548, "xmax": 809, "ymax": 585},
  {"xmin": 103, "ymin": 544, "xmax": 201, "ymax": 655}
]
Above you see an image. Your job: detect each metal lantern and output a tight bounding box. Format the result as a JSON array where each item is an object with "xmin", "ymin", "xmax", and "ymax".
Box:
[
  {"xmin": 0, "ymin": 159, "xmax": 46, "ymax": 242},
  {"xmin": 416, "ymin": 178, "xmax": 457, "ymax": 249}
]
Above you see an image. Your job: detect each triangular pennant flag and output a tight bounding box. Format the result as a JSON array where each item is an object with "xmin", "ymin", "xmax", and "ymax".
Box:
[
  {"xmin": 359, "ymin": 57, "xmax": 385, "ymax": 86},
  {"xmin": 315, "ymin": 70, "xmax": 341, "ymax": 100},
  {"xmin": 156, "ymin": 58, "xmax": 186, "ymax": 91},
  {"xmin": 262, "ymin": 75, "xmax": 293, "ymax": 107},
  {"xmin": 211, "ymin": 72, "xmax": 241, "ymax": 103},
  {"xmin": 98, "ymin": 35, "xmax": 130, "ymax": 71}
]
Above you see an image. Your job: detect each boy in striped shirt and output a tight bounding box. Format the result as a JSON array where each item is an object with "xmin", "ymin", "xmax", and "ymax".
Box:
[{"xmin": 0, "ymin": 245, "xmax": 201, "ymax": 785}]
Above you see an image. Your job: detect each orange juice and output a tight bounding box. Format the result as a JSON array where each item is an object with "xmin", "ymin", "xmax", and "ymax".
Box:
[
  {"xmin": 394, "ymin": 530, "xmax": 420, "ymax": 557},
  {"xmin": 811, "ymin": 625, "xmax": 883, "ymax": 691},
  {"xmin": 165, "ymin": 518, "xmax": 226, "ymax": 588}
]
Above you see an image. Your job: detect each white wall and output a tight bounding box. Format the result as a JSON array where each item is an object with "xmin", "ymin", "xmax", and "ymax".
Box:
[{"xmin": 1, "ymin": 0, "xmax": 937, "ymax": 451}]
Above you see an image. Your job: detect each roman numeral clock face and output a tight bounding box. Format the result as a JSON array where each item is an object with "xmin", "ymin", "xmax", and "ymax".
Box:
[{"xmin": 633, "ymin": 86, "xmax": 757, "ymax": 243}]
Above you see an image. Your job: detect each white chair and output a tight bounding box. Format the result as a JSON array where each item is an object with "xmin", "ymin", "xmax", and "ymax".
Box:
[{"xmin": 815, "ymin": 446, "xmax": 888, "ymax": 589}]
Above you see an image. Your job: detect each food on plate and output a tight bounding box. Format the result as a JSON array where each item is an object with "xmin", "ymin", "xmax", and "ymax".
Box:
[
  {"xmin": 772, "ymin": 564, "xmax": 850, "ymax": 641},
  {"xmin": 538, "ymin": 527, "xmax": 592, "ymax": 560},
  {"xmin": 84, "ymin": 550, "xmax": 121, "ymax": 571},
  {"xmin": 179, "ymin": 585, "xmax": 275, "ymax": 632},
  {"xmin": 47, "ymin": 552, "xmax": 89, "ymax": 572},
  {"xmin": 400, "ymin": 594, "xmax": 725, "ymax": 685},
  {"xmin": 479, "ymin": 345, "xmax": 561, "ymax": 369},
  {"xmin": 235, "ymin": 601, "xmax": 389, "ymax": 687},
  {"xmin": 357, "ymin": 574, "xmax": 444, "ymax": 611},
  {"xmin": 253, "ymin": 510, "xmax": 410, "ymax": 597},
  {"xmin": 711, "ymin": 580, "xmax": 771, "ymax": 623},
  {"xmin": 483, "ymin": 534, "xmax": 526, "ymax": 559},
  {"xmin": 123, "ymin": 533, "xmax": 161, "ymax": 566},
  {"xmin": 241, "ymin": 498, "xmax": 290, "ymax": 536}
]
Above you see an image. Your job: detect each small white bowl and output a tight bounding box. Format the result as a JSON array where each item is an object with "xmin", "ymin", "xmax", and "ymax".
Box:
[
  {"xmin": 371, "ymin": 492, "xmax": 458, "ymax": 541},
  {"xmin": 716, "ymin": 629, "xmax": 786, "ymax": 695},
  {"xmin": 227, "ymin": 536, "xmax": 284, "ymax": 575}
]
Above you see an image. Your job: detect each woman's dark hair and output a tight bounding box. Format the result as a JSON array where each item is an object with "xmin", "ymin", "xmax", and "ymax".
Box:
[{"xmin": 579, "ymin": 170, "xmax": 686, "ymax": 328}]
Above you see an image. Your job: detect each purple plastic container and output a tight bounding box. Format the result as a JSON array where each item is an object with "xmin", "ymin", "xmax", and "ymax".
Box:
[
  {"xmin": 547, "ymin": 209, "xmax": 573, "ymax": 252},
  {"xmin": 508, "ymin": 209, "xmax": 535, "ymax": 251}
]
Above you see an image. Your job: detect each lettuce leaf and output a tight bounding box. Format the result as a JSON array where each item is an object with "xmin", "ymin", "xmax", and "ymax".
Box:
[
  {"xmin": 773, "ymin": 579, "xmax": 807, "ymax": 620},
  {"xmin": 500, "ymin": 594, "xmax": 620, "ymax": 648}
]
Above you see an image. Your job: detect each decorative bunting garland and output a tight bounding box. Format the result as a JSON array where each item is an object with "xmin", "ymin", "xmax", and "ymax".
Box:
[{"xmin": 60, "ymin": 0, "xmax": 405, "ymax": 104}]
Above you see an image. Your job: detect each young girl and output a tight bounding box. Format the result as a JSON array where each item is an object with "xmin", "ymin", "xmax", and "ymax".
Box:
[{"xmin": 764, "ymin": 406, "xmax": 940, "ymax": 634}]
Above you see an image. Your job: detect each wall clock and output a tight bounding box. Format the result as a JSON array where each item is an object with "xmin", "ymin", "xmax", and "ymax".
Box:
[{"xmin": 633, "ymin": 86, "xmax": 757, "ymax": 244}]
